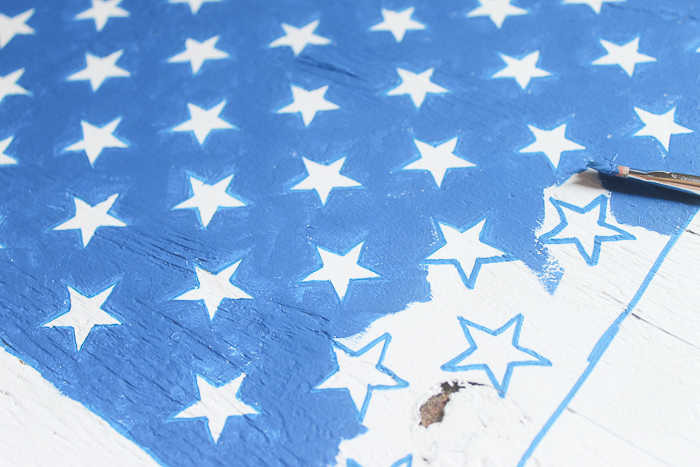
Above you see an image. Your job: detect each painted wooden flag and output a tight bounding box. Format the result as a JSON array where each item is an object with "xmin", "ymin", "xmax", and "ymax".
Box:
[{"xmin": 0, "ymin": 0, "xmax": 698, "ymax": 466}]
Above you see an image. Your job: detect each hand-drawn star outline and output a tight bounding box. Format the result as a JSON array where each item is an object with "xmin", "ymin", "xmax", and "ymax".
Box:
[
  {"xmin": 539, "ymin": 195, "xmax": 635, "ymax": 266},
  {"xmin": 441, "ymin": 314, "xmax": 551, "ymax": 397},
  {"xmin": 314, "ymin": 333, "xmax": 408, "ymax": 422},
  {"xmin": 423, "ymin": 216, "xmax": 516, "ymax": 289}
]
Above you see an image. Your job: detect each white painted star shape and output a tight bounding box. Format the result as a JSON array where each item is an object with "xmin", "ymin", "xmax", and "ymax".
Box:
[
  {"xmin": 278, "ymin": 85, "xmax": 339, "ymax": 126},
  {"xmin": 492, "ymin": 51, "xmax": 551, "ymax": 89},
  {"xmin": 175, "ymin": 261, "xmax": 252, "ymax": 320},
  {"xmin": 387, "ymin": 68, "xmax": 447, "ymax": 108},
  {"xmin": 174, "ymin": 175, "xmax": 245, "ymax": 228},
  {"xmin": 65, "ymin": 118, "xmax": 128, "ymax": 165},
  {"xmin": 168, "ymin": 36, "xmax": 229, "ymax": 74},
  {"xmin": 75, "ymin": 0, "xmax": 129, "ymax": 32},
  {"xmin": 0, "ymin": 8, "xmax": 34, "ymax": 48},
  {"xmin": 0, "ymin": 136, "xmax": 17, "ymax": 165},
  {"xmin": 316, "ymin": 337, "xmax": 400, "ymax": 414},
  {"xmin": 67, "ymin": 50, "xmax": 130, "ymax": 91},
  {"xmin": 169, "ymin": 0, "xmax": 221, "ymax": 14},
  {"xmin": 291, "ymin": 157, "xmax": 362, "ymax": 205},
  {"xmin": 369, "ymin": 7, "xmax": 425, "ymax": 43},
  {"xmin": 302, "ymin": 243, "xmax": 379, "ymax": 301},
  {"xmin": 172, "ymin": 100, "xmax": 234, "ymax": 144},
  {"xmin": 54, "ymin": 194, "xmax": 126, "ymax": 247},
  {"xmin": 43, "ymin": 285, "xmax": 121, "ymax": 351},
  {"xmin": 269, "ymin": 20, "xmax": 330, "ymax": 56},
  {"xmin": 520, "ymin": 124, "xmax": 585, "ymax": 170},
  {"xmin": 467, "ymin": 0, "xmax": 527, "ymax": 29},
  {"xmin": 175, "ymin": 374, "xmax": 258, "ymax": 443},
  {"xmin": 633, "ymin": 107, "xmax": 692, "ymax": 151},
  {"xmin": 563, "ymin": 0, "xmax": 624, "ymax": 14},
  {"xmin": 402, "ymin": 137, "xmax": 475, "ymax": 187},
  {"xmin": 592, "ymin": 37, "xmax": 656, "ymax": 76},
  {"xmin": 428, "ymin": 220, "xmax": 507, "ymax": 282},
  {"xmin": 0, "ymin": 68, "xmax": 30, "ymax": 106}
]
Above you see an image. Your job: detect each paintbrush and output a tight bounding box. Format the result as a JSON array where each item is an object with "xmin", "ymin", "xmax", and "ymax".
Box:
[{"xmin": 587, "ymin": 161, "xmax": 700, "ymax": 197}]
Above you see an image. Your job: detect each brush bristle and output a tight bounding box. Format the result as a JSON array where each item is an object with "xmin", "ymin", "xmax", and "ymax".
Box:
[{"xmin": 587, "ymin": 161, "xmax": 620, "ymax": 176}]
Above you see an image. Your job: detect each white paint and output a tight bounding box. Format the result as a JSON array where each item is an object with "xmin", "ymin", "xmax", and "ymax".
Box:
[
  {"xmin": 43, "ymin": 285, "xmax": 121, "ymax": 351},
  {"xmin": 277, "ymin": 85, "xmax": 339, "ymax": 126},
  {"xmin": 0, "ymin": 8, "xmax": 34, "ymax": 48},
  {"xmin": 174, "ymin": 374, "xmax": 258, "ymax": 443},
  {"xmin": 302, "ymin": 242, "xmax": 379, "ymax": 301},
  {"xmin": 65, "ymin": 118, "xmax": 128, "ymax": 165},
  {"xmin": 172, "ymin": 100, "xmax": 234, "ymax": 145},
  {"xmin": 520, "ymin": 124, "xmax": 585, "ymax": 170},
  {"xmin": 0, "ymin": 347, "xmax": 159, "ymax": 466},
  {"xmin": 174, "ymin": 174, "xmax": 245, "ymax": 228},
  {"xmin": 0, "ymin": 136, "xmax": 17, "ymax": 165},
  {"xmin": 168, "ymin": 0, "xmax": 221, "ymax": 15},
  {"xmin": 592, "ymin": 38, "xmax": 656, "ymax": 77},
  {"xmin": 492, "ymin": 51, "xmax": 551, "ymax": 90},
  {"xmin": 369, "ymin": 7, "xmax": 425, "ymax": 43},
  {"xmin": 53, "ymin": 193, "xmax": 126, "ymax": 247},
  {"xmin": 466, "ymin": 0, "xmax": 527, "ymax": 29},
  {"xmin": 387, "ymin": 68, "xmax": 447, "ymax": 108},
  {"xmin": 75, "ymin": 0, "xmax": 129, "ymax": 32},
  {"xmin": 633, "ymin": 107, "xmax": 692, "ymax": 152},
  {"xmin": 269, "ymin": 20, "xmax": 330, "ymax": 56},
  {"xmin": 174, "ymin": 261, "xmax": 252, "ymax": 320},
  {"xmin": 0, "ymin": 68, "xmax": 29, "ymax": 105},
  {"xmin": 67, "ymin": 50, "xmax": 130, "ymax": 91},
  {"xmin": 331, "ymin": 171, "xmax": 670, "ymax": 466},
  {"xmin": 291, "ymin": 156, "xmax": 361, "ymax": 205},
  {"xmin": 168, "ymin": 36, "xmax": 229, "ymax": 74},
  {"xmin": 562, "ymin": 0, "xmax": 625, "ymax": 14},
  {"xmin": 402, "ymin": 138, "xmax": 475, "ymax": 188}
]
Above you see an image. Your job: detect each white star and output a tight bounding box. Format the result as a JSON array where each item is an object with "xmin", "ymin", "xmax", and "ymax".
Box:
[
  {"xmin": 316, "ymin": 337, "xmax": 400, "ymax": 414},
  {"xmin": 75, "ymin": 0, "xmax": 129, "ymax": 32},
  {"xmin": 563, "ymin": 0, "xmax": 624, "ymax": 14},
  {"xmin": 0, "ymin": 136, "xmax": 17, "ymax": 165},
  {"xmin": 169, "ymin": 0, "xmax": 221, "ymax": 14},
  {"xmin": 269, "ymin": 20, "xmax": 331, "ymax": 56},
  {"xmin": 402, "ymin": 137, "xmax": 475, "ymax": 188},
  {"xmin": 174, "ymin": 174, "xmax": 245, "ymax": 228},
  {"xmin": 175, "ymin": 261, "xmax": 252, "ymax": 320},
  {"xmin": 172, "ymin": 100, "xmax": 234, "ymax": 145},
  {"xmin": 67, "ymin": 50, "xmax": 130, "ymax": 91},
  {"xmin": 0, "ymin": 68, "xmax": 30, "ymax": 106},
  {"xmin": 427, "ymin": 220, "xmax": 507, "ymax": 281},
  {"xmin": 492, "ymin": 51, "xmax": 551, "ymax": 90},
  {"xmin": 369, "ymin": 7, "xmax": 425, "ymax": 43},
  {"xmin": 466, "ymin": 0, "xmax": 527, "ymax": 29},
  {"xmin": 302, "ymin": 242, "xmax": 379, "ymax": 301},
  {"xmin": 592, "ymin": 37, "xmax": 656, "ymax": 76},
  {"xmin": 277, "ymin": 85, "xmax": 339, "ymax": 126},
  {"xmin": 0, "ymin": 8, "xmax": 34, "ymax": 48},
  {"xmin": 175, "ymin": 374, "xmax": 258, "ymax": 443},
  {"xmin": 519, "ymin": 124, "xmax": 585, "ymax": 170},
  {"xmin": 291, "ymin": 157, "xmax": 362, "ymax": 205},
  {"xmin": 53, "ymin": 194, "xmax": 126, "ymax": 247},
  {"xmin": 168, "ymin": 36, "xmax": 229, "ymax": 74},
  {"xmin": 387, "ymin": 68, "xmax": 447, "ymax": 108},
  {"xmin": 65, "ymin": 118, "xmax": 128, "ymax": 165},
  {"xmin": 633, "ymin": 107, "xmax": 692, "ymax": 151},
  {"xmin": 43, "ymin": 285, "xmax": 121, "ymax": 351}
]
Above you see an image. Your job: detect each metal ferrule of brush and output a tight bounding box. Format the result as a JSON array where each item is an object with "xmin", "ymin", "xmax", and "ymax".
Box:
[{"xmin": 625, "ymin": 168, "xmax": 700, "ymax": 196}]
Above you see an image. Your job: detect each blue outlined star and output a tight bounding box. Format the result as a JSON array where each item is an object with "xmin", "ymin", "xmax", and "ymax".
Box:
[
  {"xmin": 315, "ymin": 333, "xmax": 408, "ymax": 422},
  {"xmin": 424, "ymin": 217, "xmax": 514, "ymax": 289},
  {"xmin": 348, "ymin": 454, "xmax": 413, "ymax": 467},
  {"xmin": 442, "ymin": 314, "xmax": 551, "ymax": 397},
  {"xmin": 539, "ymin": 195, "xmax": 635, "ymax": 266}
]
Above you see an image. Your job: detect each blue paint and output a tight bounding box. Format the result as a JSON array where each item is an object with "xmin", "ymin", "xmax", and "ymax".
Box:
[
  {"xmin": 348, "ymin": 454, "xmax": 412, "ymax": 467},
  {"xmin": 442, "ymin": 314, "xmax": 552, "ymax": 397}
]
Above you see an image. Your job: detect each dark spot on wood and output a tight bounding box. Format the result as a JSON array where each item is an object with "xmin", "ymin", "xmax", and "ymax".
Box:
[{"xmin": 419, "ymin": 381, "xmax": 465, "ymax": 427}]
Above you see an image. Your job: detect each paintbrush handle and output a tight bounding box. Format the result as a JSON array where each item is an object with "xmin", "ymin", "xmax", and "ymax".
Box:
[{"xmin": 627, "ymin": 170, "xmax": 700, "ymax": 196}]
